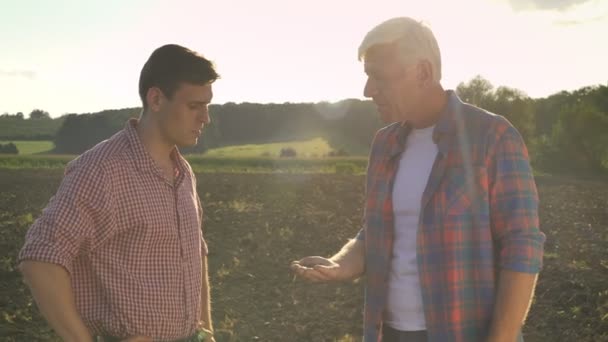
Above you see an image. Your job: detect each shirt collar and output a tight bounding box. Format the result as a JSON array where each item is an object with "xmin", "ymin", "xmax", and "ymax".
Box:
[
  {"xmin": 432, "ymin": 90, "xmax": 462, "ymax": 156},
  {"xmin": 124, "ymin": 118, "xmax": 187, "ymax": 181},
  {"xmin": 387, "ymin": 90, "xmax": 463, "ymax": 159}
]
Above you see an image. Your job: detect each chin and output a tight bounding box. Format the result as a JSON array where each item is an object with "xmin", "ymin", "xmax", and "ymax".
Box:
[
  {"xmin": 378, "ymin": 109, "xmax": 396, "ymax": 124},
  {"xmin": 379, "ymin": 114, "xmax": 396, "ymax": 124},
  {"xmin": 177, "ymin": 139, "xmax": 198, "ymax": 148}
]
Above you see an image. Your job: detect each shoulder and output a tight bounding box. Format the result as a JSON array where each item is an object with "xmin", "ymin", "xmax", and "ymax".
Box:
[
  {"xmin": 64, "ymin": 129, "xmax": 129, "ymax": 181},
  {"xmin": 457, "ymin": 101, "xmax": 524, "ymax": 154},
  {"xmin": 460, "ymin": 102, "xmax": 513, "ymax": 137},
  {"xmin": 370, "ymin": 122, "xmax": 401, "ymax": 152}
]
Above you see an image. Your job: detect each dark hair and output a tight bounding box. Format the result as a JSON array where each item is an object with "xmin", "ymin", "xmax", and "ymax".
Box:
[{"xmin": 138, "ymin": 44, "xmax": 219, "ymax": 109}]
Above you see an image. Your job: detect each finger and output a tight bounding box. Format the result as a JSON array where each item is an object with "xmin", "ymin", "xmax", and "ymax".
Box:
[
  {"xmin": 313, "ymin": 264, "xmax": 339, "ymax": 279},
  {"xmin": 306, "ymin": 270, "xmax": 332, "ymax": 282},
  {"xmin": 290, "ymin": 261, "xmax": 304, "ymax": 270},
  {"xmin": 298, "ymin": 256, "xmax": 334, "ymax": 267},
  {"xmin": 309, "ymin": 269, "xmax": 332, "ymax": 281},
  {"xmin": 290, "ymin": 263, "xmax": 310, "ymax": 274},
  {"xmin": 299, "ymin": 268, "xmax": 332, "ymax": 282}
]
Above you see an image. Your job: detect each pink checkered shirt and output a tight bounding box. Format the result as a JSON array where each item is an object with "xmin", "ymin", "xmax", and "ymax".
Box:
[{"xmin": 19, "ymin": 119, "xmax": 208, "ymax": 340}]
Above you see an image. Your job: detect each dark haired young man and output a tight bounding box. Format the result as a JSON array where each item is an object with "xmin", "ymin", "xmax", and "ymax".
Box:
[{"xmin": 19, "ymin": 44, "xmax": 218, "ymax": 342}]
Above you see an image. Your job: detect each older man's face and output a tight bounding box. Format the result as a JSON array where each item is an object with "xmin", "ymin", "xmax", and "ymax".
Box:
[{"xmin": 363, "ymin": 44, "xmax": 422, "ymax": 124}]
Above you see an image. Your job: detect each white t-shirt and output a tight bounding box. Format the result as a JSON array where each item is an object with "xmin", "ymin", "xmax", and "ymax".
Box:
[{"xmin": 384, "ymin": 125, "xmax": 438, "ymax": 331}]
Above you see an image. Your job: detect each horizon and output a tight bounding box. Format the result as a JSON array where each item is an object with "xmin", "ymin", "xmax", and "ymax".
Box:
[
  {"xmin": 3, "ymin": 83, "xmax": 606, "ymax": 119},
  {"xmin": 1, "ymin": 0, "xmax": 607, "ymax": 118}
]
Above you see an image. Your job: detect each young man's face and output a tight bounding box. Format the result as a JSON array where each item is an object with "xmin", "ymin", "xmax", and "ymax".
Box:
[
  {"xmin": 158, "ymin": 82, "xmax": 213, "ymax": 147},
  {"xmin": 363, "ymin": 44, "xmax": 423, "ymax": 124}
]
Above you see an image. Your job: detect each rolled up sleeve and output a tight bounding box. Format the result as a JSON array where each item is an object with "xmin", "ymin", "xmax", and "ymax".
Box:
[
  {"xmin": 489, "ymin": 125, "xmax": 545, "ymax": 274},
  {"xmin": 18, "ymin": 159, "xmax": 115, "ymax": 275}
]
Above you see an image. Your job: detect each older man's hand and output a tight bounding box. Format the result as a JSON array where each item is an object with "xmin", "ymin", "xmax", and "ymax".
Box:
[{"xmin": 290, "ymin": 256, "xmax": 347, "ymax": 282}]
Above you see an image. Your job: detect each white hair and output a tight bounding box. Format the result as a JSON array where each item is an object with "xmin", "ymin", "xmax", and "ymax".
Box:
[{"xmin": 358, "ymin": 17, "xmax": 442, "ymax": 82}]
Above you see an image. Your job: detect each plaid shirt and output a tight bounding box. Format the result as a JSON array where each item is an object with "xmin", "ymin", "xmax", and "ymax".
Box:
[
  {"xmin": 357, "ymin": 91, "xmax": 545, "ymax": 342},
  {"xmin": 19, "ymin": 119, "xmax": 208, "ymax": 340}
]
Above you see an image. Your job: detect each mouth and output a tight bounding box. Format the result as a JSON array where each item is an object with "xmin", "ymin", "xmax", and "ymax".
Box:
[
  {"xmin": 373, "ymin": 99, "xmax": 387, "ymax": 108},
  {"xmin": 193, "ymin": 129, "xmax": 202, "ymax": 136}
]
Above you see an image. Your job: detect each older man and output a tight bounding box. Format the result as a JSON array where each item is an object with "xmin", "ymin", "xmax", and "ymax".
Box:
[{"xmin": 292, "ymin": 17, "xmax": 545, "ymax": 342}]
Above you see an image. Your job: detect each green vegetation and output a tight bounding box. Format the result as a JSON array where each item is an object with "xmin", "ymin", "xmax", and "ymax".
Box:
[
  {"xmin": 456, "ymin": 77, "xmax": 608, "ymax": 175},
  {"xmin": 4, "ymin": 78, "xmax": 608, "ymax": 176},
  {"xmin": 203, "ymin": 137, "xmax": 333, "ymax": 158},
  {"xmin": 0, "ymin": 141, "xmax": 54, "ymax": 155},
  {"xmin": 0, "ymin": 154, "xmax": 369, "ymax": 174},
  {"xmin": 0, "ymin": 155, "xmax": 72, "ymax": 169},
  {"xmin": 0, "ymin": 116, "xmax": 65, "ymax": 140}
]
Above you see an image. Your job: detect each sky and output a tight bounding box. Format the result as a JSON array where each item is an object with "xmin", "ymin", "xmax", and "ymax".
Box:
[{"xmin": 1, "ymin": 0, "xmax": 607, "ymax": 118}]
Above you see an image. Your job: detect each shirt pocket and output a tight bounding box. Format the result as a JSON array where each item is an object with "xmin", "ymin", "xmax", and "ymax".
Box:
[{"xmin": 443, "ymin": 165, "xmax": 489, "ymax": 217}]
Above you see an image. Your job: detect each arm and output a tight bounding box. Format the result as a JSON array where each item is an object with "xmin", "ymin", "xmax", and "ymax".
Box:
[
  {"xmin": 199, "ymin": 254, "xmax": 213, "ymax": 333},
  {"xmin": 19, "ymin": 261, "xmax": 93, "ymax": 342},
  {"xmin": 18, "ymin": 161, "xmax": 116, "ymax": 341},
  {"xmin": 328, "ymin": 238, "xmax": 365, "ymax": 279},
  {"xmin": 291, "ymin": 237, "xmax": 365, "ymax": 282},
  {"xmin": 291, "ymin": 129, "xmax": 385, "ymax": 283},
  {"xmin": 487, "ymin": 270, "xmax": 538, "ymax": 342},
  {"xmin": 487, "ymin": 124, "xmax": 546, "ymax": 341},
  {"xmin": 194, "ymin": 186, "xmax": 214, "ymax": 341}
]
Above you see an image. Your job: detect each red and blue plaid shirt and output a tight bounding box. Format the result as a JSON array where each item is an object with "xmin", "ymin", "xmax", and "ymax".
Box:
[{"xmin": 357, "ymin": 91, "xmax": 545, "ymax": 342}]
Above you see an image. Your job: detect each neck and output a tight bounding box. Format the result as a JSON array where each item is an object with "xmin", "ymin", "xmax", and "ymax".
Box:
[
  {"xmin": 409, "ymin": 85, "xmax": 448, "ymax": 129},
  {"xmin": 136, "ymin": 114, "xmax": 175, "ymax": 165}
]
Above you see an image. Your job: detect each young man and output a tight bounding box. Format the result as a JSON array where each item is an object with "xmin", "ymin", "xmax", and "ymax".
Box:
[
  {"xmin": 19, "ymin": 44, "xmax": 218, "ymax": 342},
  {"xmin": 291, "ymin": 17, "xmax": 545, "ymax": 342}
]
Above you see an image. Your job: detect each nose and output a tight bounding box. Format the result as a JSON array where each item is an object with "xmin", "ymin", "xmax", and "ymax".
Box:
[
  {"xmin": 363, "ymin": 77, "xmax": 378, "ymax": 98},
  {"xmin": 199, "ymin": 107, "xmax": 211, "ymax": 125}
]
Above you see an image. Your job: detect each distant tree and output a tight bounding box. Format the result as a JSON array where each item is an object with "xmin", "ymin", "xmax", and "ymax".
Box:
[
  {"xmin": 15, "ymin": 112, "xmax": 24, "ymax": 120},
  {"xmin": 53, "ymin": 109, "xmax": 139, "ymax": 154},
  {"xmin": 280, "ymin": 147, "xmax": 297, "ymax": 158},
  {"xmin": 29, "ymin": 109, "xmax": 51, "ymax": 120},
  {"xmin": 488, "ymin": 86, "xmax": 536, "ymax": 144},
  {"xmin": 535, "ymin": 85, "xmax": 608, "ymax": 174},
  {"xmin": 327, "ymin": 148, "xmax": 349, "ymax": 157},
  {"xmin": 456, "ymin": 75, "xmax": 495, "ymax": 108},
  {"xmin": 457, "ymin": 77, "xmax": 536, "ymax": 146},
  {"xmin": 0, "ymin": 143, "xmax": 19, "ymax": 154}
]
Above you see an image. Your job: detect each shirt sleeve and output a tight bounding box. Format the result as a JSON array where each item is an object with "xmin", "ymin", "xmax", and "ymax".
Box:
[
  {"xmin": 190, "ymin": 166, "xmax": 209, "ymax": 256},
  {"xmin": 18, "ymin": 159, "xmax": 116, "ymax": 275},
  {"xmin": 195, "ymin": 191, "xmax": 209, "ymax": 256},
  {"xmin": 489, "ymin": 124, "xmax": 546, "ymax": 274},
  {"xmin": 354, "ymin": 128, "xmax": 386, "ymax": 242}
]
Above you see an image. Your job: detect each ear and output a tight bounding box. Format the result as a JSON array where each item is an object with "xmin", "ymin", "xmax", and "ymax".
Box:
[
  {"xmin": 145, "ymin": 87, "xmax": 164, "ymax": 112},
  {"xmin": 416, "ymin": 60, "xmax": 434, "ymax": 87}
]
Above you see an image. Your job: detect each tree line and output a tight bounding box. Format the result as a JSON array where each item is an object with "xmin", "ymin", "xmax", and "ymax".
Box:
[
  {"xmin": 2, "ymin": 76, "xmax": 607, "ymax": 174},
  {"xmin": 456, "ymin": 76, "xmax": 608, "ymax": 174},
  {"xmin": 47, "ymin": 100, "xmax": 382, "ymax": 156}
]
